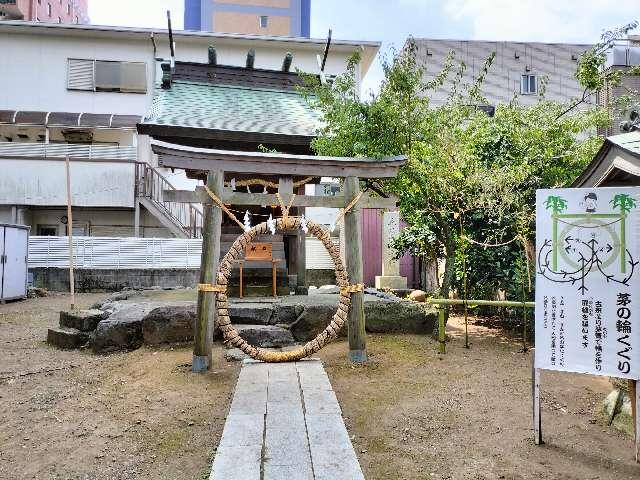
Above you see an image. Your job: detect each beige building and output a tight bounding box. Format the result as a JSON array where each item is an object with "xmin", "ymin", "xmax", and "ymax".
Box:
[
  {"xmin": 184, "ymin": 0, "xmax": 311, "ymax": 37},
  {"xmin": 411, "ymin": 38, "xmax": 591, "ymax": 108}
]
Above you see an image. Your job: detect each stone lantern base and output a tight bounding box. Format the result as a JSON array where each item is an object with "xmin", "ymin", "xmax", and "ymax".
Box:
[{"xmin": 375, "ymin": 275, "xmax": 407, "ymax": 290}]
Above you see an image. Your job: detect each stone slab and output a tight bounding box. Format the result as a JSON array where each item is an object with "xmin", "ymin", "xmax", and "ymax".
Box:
[
  {"xmin": 209, "ymin": 358, "xmax": 364, "ymax": 479},
  {"xmin": 235, "ymin": 324, "xmax": 296, "ymax": 348},
  {"xmin": 47, "ymin": 327, "xmax": 90, "ymax": 350},
  {"xmin": 210, "ymin": 444, "xmax": 262, "ymax": 480},
  {"xmin": 59, "ymin": 309, "xmax": 108, "ymax": 332}
]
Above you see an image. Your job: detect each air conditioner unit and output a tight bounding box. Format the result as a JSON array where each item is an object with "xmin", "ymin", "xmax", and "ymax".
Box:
[{"xmin": 605, "ymin": 46, "xmax": 640, "ymax": 68}]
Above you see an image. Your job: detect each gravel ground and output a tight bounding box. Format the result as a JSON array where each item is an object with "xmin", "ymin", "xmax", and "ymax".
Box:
[
  {"xmin": 2, "ymin": 293, "xmax": 638, "ymax": 479},
  {"xmin": 319, "ymin": 315, "xmax": 640, "ymax": 480},
  {"xmin": 0, "ymin": 293, "xmax": 238, "ymax": 480}
]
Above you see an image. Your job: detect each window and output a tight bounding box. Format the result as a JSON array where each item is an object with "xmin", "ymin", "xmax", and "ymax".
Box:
[
  {"xmin": 521, "ymin": 74, "xmax": 538, "ymax": 95},
  {"xmin": 47, "ymin": 3, "xmax": 51, "ymax": 16},
  {"xmin": 67, "ymin": 3, "xmax": 71, "ymax": 14},
  {"xmin": 67, "ymin": 59, "xmax": 147, "ymax": 94},
  {"xmin": 37, "ymin": 225, "xmax": 58, "ymax": 236},
  {"xmin": 259, "ymin": 15, "xmax": 268, "ymax": 28}
]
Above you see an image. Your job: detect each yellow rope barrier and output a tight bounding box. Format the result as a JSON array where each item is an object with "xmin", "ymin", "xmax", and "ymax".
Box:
[
  {"xmin": 202, "ymin": 185, "xmax": 246, "ymax": 230},
  {"xmin": 225, "ymin": 177, "xmax": 313, "ymax": 190},
  {"xmin": 333, "ymin": 190, "xmax": 365, "ymax": 227},
  {"xmin": 198, "ymin": 283, "xmax": 228, "ymax": 293},
  {"xmin": 340, "ymin": 283, "xmax": 364, "ymax": 294},
  {"xmin": 275, "ymin": 192, "xmax": 297, "ymax": 228}
]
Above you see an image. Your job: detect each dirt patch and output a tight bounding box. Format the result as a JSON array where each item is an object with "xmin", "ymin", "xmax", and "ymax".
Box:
[
  {"xmin": 319, "ymin": 316, "xmax": 639, "ymax": 480},
  {"xmin": 0, "ymin": 293, "xmax": 238, "ymax": 480}
]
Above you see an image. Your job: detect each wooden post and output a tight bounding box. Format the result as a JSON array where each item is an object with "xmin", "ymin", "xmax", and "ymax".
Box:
[
  {"xmin": 438, "ymin": 306, "xmax": 446, "ymax": 354},
  {"xmin": 134, "ymin": 200, "xmax": 141, "ymax": 237},
  {"xmin": 193, "ymin": 170, "xmax": 223, "ymax": 373},
  {"xmin": 296, "ymin": 185, "xmax": 307, "ymax": 293},
  {"xmin": 279, "ymin": 177, "xmax": 294, "ymax": 292},
  {"xmin": 65, "ymin": 156, "xmax": 75, "ymax": 310},
  {"xmin": 629, "ymin": 379, "xmax": 640, "ymax": 462},
  {"xmin": 343, "ymin": 176, "xmax": 367, "ymax": 363},
  {"xmin": 533, "ymin": 358, "xmax": 543, "ymax": 445}
]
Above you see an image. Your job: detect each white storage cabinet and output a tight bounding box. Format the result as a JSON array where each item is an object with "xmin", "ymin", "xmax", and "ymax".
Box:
[{"xmin": 0, "ymin": 224, "xmax": 29, "ymax": 302}]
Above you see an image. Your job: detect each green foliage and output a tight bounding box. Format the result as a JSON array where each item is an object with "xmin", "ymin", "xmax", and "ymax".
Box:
[{"xmin": 301, "ymin": 32, "xmax": 622, "ymax": 304}]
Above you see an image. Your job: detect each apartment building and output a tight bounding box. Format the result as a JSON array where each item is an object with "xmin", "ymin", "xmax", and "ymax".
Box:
[
  {"xmin": 412, "ymin": 38, "xmax": 592, "ymax": 108},
  {"xmin": 0, "ymin": 21, "xmax": 378, "ymax": 239},
  {"xmin": 184, "ymin": 0, "xmax": 310, "ymax": 37},
  {"xmin": 0, "ymin": 0, "xmax": 88, "ymax": 24},
  {"xmin": 598, "ymin": 40, "xmax": 640, "ymax": 136}
]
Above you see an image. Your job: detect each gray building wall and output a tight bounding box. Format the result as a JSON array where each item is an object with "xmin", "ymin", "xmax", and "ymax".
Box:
[{"xmin": 412, "ymin": 39, "xmax": 591, "ymax": 107}]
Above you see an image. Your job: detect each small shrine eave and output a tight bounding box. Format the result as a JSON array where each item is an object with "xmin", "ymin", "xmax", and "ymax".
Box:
[
  {"xmin": 573, "ymin": 132, "xmax": 640, "ymax": 187},
  {"xmin": 151, "ymin": 139, "xmax": 406, "ymax": 179}
]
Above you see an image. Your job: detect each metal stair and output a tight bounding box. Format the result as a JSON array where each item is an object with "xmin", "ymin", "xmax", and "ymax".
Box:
[{"xmin": 135, "ymin": 163, "xmax": 203, "ymax": 238}]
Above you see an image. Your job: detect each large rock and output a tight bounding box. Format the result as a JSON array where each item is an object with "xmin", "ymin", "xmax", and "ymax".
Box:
[
  {"xmin": 59, "ymin": 309, "xmax": 108, "ymax": 332},
  {"xmin": 289, "ymin": 304, "xmax": 340, "ymax": 342},
  {"xmin": 365, "ymin": 300, "xmax": 436, "ymax": 334},
  {"xmin": 603, "ymin": 388, "xmax": 634, "ymax": 436},
  {"xmin": 142, "ymin": 305, "xmax": 196, "ymax": 344},
  {"xmin": 47, "ymin": 327, "xmax": 90, "ymax": 349},
  {"xmin": 235, "ymin": 324, "xmax": 296, "ymax": 348},
  {"xmin": 229, "ymin": 303, "xmax": 274, "ymax": 325},
  {"xmin": 92, "ymin": 304, "xmax": 154, "ymax": 353},
  {"xmin": 273, "ymin": 303, "xmax": 304, "ymax": 325},
  {"xmin": 408, "ymin": 290, "xmax": 427, "ymax": 302}
]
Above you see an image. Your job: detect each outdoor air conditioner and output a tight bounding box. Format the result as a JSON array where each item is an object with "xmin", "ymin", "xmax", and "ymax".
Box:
[{"xmin": 605, "ymin": 46, "xmax": 640, "ymax": 68}]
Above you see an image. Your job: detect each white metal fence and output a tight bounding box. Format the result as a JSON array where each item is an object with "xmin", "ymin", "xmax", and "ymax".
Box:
[
  {"xmin": 29, "ymin": 236, "xmax": 202, "ymax": 269},
  {"xmin": 28, "ymin": 236, "xmax": 336, "ymax": 270},
  {"xmin": 0, "ymin": 143, "xmax": 137, "ymax": 161}
]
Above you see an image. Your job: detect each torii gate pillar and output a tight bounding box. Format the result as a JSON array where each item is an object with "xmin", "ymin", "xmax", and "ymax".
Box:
[
  {"xmin": 343, "ymin": 176, "xmax": 367, "ymax": 363},
  {"xmin": 193, "ymin": 169, "xmax": 223, "ymax": 373}
]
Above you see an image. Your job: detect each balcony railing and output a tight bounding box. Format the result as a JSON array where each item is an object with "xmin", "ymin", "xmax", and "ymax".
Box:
[
  {"xmin": 135, "ymin": 163, "xmax": 204, "ymax": 238},
  {"xmin": 0, "ymin": 142, "xmax": 137, "ymax": 161}
]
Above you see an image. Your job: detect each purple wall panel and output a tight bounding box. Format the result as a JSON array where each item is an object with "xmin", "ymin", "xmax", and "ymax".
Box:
[
  {"xmin": 361, "ymin": 208, "xmax": 382, "ymax": 286},
  {"xmin": 360, "ymin": 209, "xmax": 417, "ymax": 288}
]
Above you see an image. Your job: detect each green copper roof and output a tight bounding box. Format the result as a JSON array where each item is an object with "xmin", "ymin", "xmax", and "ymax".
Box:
[
  {"xmin": 141, "ymin": 80, "xmax": 322, "ymax": 138},
  {"xmin": 608, "ymin": 132, "xmax": 640, "ymax": 157}
]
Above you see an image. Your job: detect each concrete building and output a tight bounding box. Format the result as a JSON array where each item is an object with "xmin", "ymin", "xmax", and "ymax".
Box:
[
  {"xmin": 411, "ymin": 38, "xmax": 592, "ymax": 108},
  {"xmin": 184, "ymin": 0, "xmax": 310, "ymax": 37},
  {"xmin": 0, "ymin": 21, "xmax": 377, "ymax": 240},
  {"xmin": 0, "ymin": 0, "xmax": 88, "ymax": 24},
  {"xmin": 597, "ymin": 40, "xmax": 640, "ymax": 137}
]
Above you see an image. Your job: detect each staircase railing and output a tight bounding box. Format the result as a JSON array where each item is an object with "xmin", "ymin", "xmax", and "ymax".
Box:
[{"xmin": 135, "ymin": 163, "xmax": 203, "ymax": 238}]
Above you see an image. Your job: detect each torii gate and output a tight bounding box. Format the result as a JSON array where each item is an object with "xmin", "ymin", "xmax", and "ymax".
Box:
[{"xmin": 151, "ymin": 139, "xmax": 406, "ymax": 371}]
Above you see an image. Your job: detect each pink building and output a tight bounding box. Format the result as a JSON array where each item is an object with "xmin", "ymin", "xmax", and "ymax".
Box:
[{"xmin": 0, "ymin": 0, "xmax": 89, "ymax": 24}]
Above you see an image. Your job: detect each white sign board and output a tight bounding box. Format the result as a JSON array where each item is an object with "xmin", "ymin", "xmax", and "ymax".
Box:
[{"xmin": 535, "ymin": 187, "xmax": 640, "ymax": 379}]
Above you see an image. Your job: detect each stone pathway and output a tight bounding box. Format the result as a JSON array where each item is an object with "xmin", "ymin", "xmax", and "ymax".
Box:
[{"xmin": 210, "ymin": 359, "xmax": 365, "ymax": 480}]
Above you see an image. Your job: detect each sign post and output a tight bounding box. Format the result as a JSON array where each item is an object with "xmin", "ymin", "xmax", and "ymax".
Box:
[{"xmin": 535, "ymin": 187, "xmax": 640, "ymax": 459}]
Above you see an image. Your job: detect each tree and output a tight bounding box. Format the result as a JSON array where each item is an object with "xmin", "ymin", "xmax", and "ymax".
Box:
[
  {"xmin": 563, "ymin": 21, "xmax": 640, "ymax": 120},
  {"xmin": 301, "ymin": 35, "xmax": 610, "ymax": 304}
]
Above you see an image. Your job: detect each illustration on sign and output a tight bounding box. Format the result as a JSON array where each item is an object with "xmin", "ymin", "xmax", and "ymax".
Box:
[{"xmin": 535, "ymin": 188, "xmax": 640, "ymax": 379}]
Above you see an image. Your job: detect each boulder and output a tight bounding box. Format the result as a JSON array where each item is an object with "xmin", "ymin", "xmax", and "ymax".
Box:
[
  {"xmin": 289, "ymin": 304, "xmax": 339, "ymax": 342},
  {"xmin": 365, "ymin": 300, "xmax": 436, "ymax": 334},
  {"xmin": 142, "ymin": 305, "xmax": 196, "ymax": 344},
  {"xmin": 603, "ymin": 388, "xmax": 634, "ymax": 436},
  {"xmin": 224, "ymin": 348, "xmax": 250, "ymax": 362},
  {"xmin": 47, "ymin": 327, "xmax": 90, "ymax": 349},
  {"xmin": 235, "ymin": 324, "xmax": 296, "ymax": 348},
  {"xmin": 59, "ymin": 309, "xmax": 108, "ymax": 332},
  {"xmin": 408, "ymin": 290, "xmax": 427, "ymax": 302},
  {"xmin": 316, "ymin": 285, "xmax": 339, "ymax": 294},
  {"xmin": 273, "ymin": 303, "xmax": 304, "ymax": 325},
  {"xmin": 229, "ymin": 303, "xmax": 274, "ymax": 325},
  {"xmin": 92, "ymin": 304, "xmax": 153, "ymax": 353}
]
